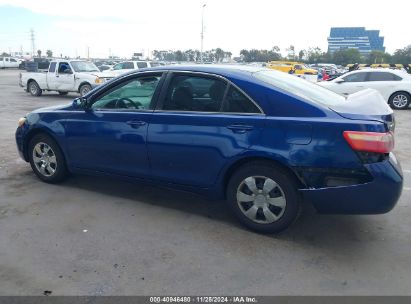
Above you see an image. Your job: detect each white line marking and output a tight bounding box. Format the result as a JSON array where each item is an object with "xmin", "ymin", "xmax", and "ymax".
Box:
[
  {"xmin": 403, "ymin": 170, "xmax": 411, "ymax": 173},
  {"xmin": 404, "ymin": 187, "xmax": 411, "ymax": 191}
]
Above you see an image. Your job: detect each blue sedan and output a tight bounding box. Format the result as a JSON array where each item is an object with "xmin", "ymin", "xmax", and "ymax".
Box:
[{"xmin": 15, "ymin": 65, "xmax": 403, "ymax": 233}]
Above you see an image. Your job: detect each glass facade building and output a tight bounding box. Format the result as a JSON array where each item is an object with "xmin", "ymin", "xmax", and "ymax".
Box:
[{"xmin": 328, "ymin": 27, "xmax": 385, "ymax": 54}]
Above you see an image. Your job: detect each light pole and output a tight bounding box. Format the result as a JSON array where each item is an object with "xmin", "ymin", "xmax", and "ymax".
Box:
[{"xmin": 200, "ymin": 4, "xmax": 206, "ymax": 63}]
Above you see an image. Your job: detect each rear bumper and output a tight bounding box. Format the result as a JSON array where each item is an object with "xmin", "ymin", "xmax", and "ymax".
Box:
[{"xmin": 301, "ymin": 153, "xmax": 403, "ymax": 214}]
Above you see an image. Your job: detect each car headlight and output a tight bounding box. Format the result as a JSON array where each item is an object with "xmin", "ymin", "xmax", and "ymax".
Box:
[
  {"xmin": 18, "ymin": 117, "xmax": 26, "ymax": 127},
  {"xmin": 95, "ymin": 77, "xmax": 105, "ymax": 84}
]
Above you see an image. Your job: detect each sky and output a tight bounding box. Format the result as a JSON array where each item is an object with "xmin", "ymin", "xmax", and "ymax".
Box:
[{"xmin": 0, "ymin": 0, "xmax": 410, "ymax": 59}]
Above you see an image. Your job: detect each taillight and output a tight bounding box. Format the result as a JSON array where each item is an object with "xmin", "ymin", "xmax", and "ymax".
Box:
[{"xmin": 343, "ymin": 131, "xmax": 394, "ymax": 154}]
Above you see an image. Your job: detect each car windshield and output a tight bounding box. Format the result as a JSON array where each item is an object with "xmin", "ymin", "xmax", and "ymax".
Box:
[
  {"xmin": 253, "ymin": 70, "xmax": 346, "ymax": 106},
  {"xmin": 70, "ymin": 61, "xmax": 99, "ymax": 72}
]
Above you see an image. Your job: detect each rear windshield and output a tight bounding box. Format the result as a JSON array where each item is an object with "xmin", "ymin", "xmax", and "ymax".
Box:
[{"xmin": 253, "ymin": 70, "xmax": 345, "ymax": 106}]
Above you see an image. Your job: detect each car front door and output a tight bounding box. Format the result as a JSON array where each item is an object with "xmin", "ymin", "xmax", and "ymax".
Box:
[
  {"xmin": 333, "ymin": 71, "xmax": 368, "ymax": 96},
  {"xmin": 48, "ymin": 62, "xmax": 75, "ymax": 91},
  {"xmin": 147, "ymin": 72, "xmax": 265, "ymax": 187},
  {"xmin": 64, "ymin": 72, "xmax": 164, "ymax": 177}
]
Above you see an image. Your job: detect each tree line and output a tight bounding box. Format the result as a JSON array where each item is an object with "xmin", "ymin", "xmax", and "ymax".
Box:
[
  {"xmin": 239, "ymin": 45, "xmax": 411, "ymax": 66},
  {"xmin": 3, "ymin": 45, "xmax": 410, "ymax": 66},
  {"xmin": 152, "ymin": 45, "xmax": 411, "ymax": 66},
  {"xmin": 152, "ymin": 48, "xmax": 232, "ymax": 62}
]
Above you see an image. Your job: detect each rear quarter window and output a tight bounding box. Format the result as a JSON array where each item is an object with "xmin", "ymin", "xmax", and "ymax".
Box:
[
  {"xmin": 254, "ymin": 70, "xmax": 345, "ymax": 107},
  {"xmin": 368, "ymin": 72, "xmax": 402, "ymax": 81},
  {"xmin": 137, "ymin": 62, "xmax": 148, "ymax": 69}
]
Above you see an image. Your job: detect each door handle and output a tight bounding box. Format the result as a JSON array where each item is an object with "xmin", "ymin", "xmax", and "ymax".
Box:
[
  {"xmin": 226, "ymin": 124, "xmax": 254, "ymax": 133},
  {"xmin": 126, "ymin": 120, "xmax": 146, "ymax": 128}
]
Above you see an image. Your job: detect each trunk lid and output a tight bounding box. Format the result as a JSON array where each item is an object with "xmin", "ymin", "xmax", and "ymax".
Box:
[{"xmin": 329, "ymin": 89, "xmax": 394, "ymax": 130}]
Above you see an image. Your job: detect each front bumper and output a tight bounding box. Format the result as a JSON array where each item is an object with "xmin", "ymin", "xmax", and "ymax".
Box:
[
  {"xmin": 300, "ymin": 153, "xmax": 403, "ymax": 214},
  {"xmin": 15, "ymin": 125, "xmax": 28, "ymax": 161}
]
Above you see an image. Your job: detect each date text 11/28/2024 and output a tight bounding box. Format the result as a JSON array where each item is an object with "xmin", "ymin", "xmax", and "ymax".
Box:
[{"xmin": 149, "ymin": 296, "xmax": 257, "ymax": 303}]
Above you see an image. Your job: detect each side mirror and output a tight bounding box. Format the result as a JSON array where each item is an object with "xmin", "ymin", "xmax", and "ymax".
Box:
[
  {"xmin": 72, "ymin": 97, "xmax": 88, "ymax": 109},
  {"xmin": 335, "ymin": 78, "xmax": 345, "ymax": 84}
]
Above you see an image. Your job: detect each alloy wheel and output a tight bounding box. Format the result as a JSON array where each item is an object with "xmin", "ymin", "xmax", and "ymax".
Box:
[
  {"xmin": 32, "ymin": 142, "xmax": 57, "ymax": 177},
  {"xmin": 392, "ymin": 94, "xmax": 409, "ymax": 108}
]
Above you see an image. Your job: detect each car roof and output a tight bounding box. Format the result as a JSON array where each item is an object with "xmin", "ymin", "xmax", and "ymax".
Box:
[
  {"xmin": 346, "ymin": 68, "xmax": 409, "ymax": 76},
  {"xmin": 140, "ymin": 64, "xmax": 267, "ymax": 77},
  {"xmin": 109, "ymin": 64, "xmax": 274, "ymax": 88}
]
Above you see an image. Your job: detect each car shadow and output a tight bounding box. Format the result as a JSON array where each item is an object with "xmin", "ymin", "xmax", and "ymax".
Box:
[{"xmin": 59, "ymin": 174, "xmax": 377, "ymax": 252}]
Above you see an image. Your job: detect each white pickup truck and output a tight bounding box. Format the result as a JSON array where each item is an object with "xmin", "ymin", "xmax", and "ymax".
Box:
[
  {"xmin": 0, "ymin": 56, "xmax": 20, "ymax": 68},
  {"xmin": 19, "ymin": 59, "xmax": 113, "ymax": 96}
]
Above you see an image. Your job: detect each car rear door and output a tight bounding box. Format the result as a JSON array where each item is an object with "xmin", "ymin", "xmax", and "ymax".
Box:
[
  {"xmin": 146, "ymin": 72, "xmax": 265, "ymax": 187},
  {"xmin": 64, "ymin": 72, "xmax": 164, "ymax": 177},
  {"xmin": 334, "ymin": 71, "xmax": 369, "ymax": 96},
  {"xmin": 363, "ymin": 71, "xmax": 402, "ymax": 101}
]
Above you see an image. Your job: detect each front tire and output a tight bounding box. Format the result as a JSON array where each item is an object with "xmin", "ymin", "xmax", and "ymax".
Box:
[
  {"xmin": 389, "ymin": 92, "xmax": 410, "ymax": 110},
  {"xmin": 227, "ymin": 162, "xmax": 301, "ymax": 233},
  {"xmin": 28, "ymin": 81, "xmax": 42, "ymax": 97},
  {"xmin": 79, "ymin": 84, "xmax": 92, "ymax": 97},
  {"xmin": 28, "ymin": 133, "xmax": 68, "ymax": 183}
]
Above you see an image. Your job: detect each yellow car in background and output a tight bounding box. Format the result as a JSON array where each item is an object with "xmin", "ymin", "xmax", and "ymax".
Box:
[{"xmin": 267, "ymin": 61, "xmax": 317, "ymax": 75}]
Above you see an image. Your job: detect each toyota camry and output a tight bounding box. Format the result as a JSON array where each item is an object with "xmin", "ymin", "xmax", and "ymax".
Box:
[{"xmin": 15, "ymin": 65, "xmax": 403, "ymax": 233}]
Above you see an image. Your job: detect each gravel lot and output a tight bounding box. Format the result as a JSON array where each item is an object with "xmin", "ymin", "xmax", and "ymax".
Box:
[{"xmin": 0, "ymin": 69, "xmax": 410, "ymax": 296}]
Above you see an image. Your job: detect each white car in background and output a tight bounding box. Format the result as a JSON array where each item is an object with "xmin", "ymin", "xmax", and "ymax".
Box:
[
  {"xmin": 20, "ymin": 60, "xmax": 110, "ymax": 96},
  {"xmin": 103, "ymin": 60, "xmax": 161, "ymax": 77},
  {"xmin": 0, "ymin": 56, "xmax": 21, "ymax": 68},
  {"xmin": 319, "ymin": 69, "xmax": 411, "ymax": 109}
]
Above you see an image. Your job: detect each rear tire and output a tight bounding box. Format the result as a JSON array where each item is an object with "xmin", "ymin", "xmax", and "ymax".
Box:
[
  {"xmin": 79, "ymin": 84, "xmax": 92, "ymax": 96},
  {"xmin": 389, "ymin": 92, "xmax": 410, "ymax": 110},
  {"xmin": 226, "ymin": 161, "xmax": 301, "ymax": 233},
  {"xmin": 28, "ymin": 81, "xmax": 42, "ymax": 97},
  {"xmin": 28, "ymin": 133, "xmax": 68, "ymax": 183}
]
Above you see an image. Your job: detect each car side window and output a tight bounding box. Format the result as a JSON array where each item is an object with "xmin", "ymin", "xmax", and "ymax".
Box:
[
  {"xmin": 49, "ymin": 62, "xmax": 56, "ymax": 72},
  {"xmin": 58, "ymin": 62, "xmax": 71, "ymax": 74},
  {"xmin": 162, "ymin": 75, "xmax": 227, "ymax": 112},
  {"xmin": 137, "ymin": 62, "xmax": 148, "ymax": 69},
  {"xmin": 91, "ymin": 75, "xmax": 162, "ymax": 111},
  {"xmin": 222, "ymin": 86, "xmax": 261, "ymax": 114},
  {"xmin": 10, "ymin": 58, "xmax": 16, "ymax": 62},
  {"xmin": 342, "ymin": 72, "xmax": 367, "ymax": 82},
  {"xmin": 368, "ymin": 72, "xmax": 402, "ymax": 81},
  {"xmin": 113, "ymin": 63, "xmax": 123, "ymax": 70},
  {"xmin": 123, "ymin": 62, "xmax": 134, "ymax": 69}
]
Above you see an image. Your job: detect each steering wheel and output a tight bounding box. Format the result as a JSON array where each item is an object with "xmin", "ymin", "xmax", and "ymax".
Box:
[{"xmin": 115, "ymin": 97, "xmax": 142, "ymax": 109}]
